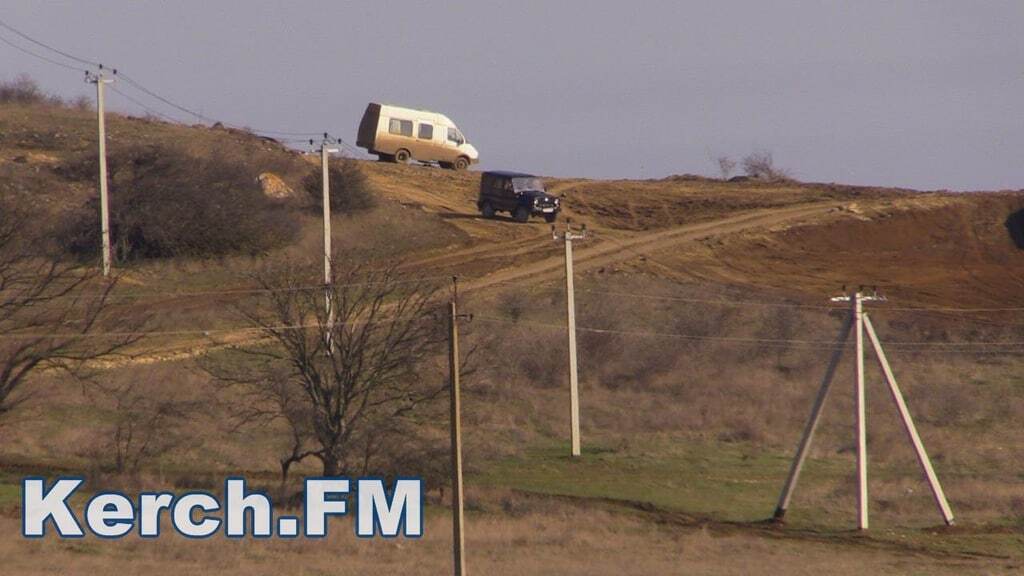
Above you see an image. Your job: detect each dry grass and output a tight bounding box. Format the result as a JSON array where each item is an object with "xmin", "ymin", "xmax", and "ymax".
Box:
[
  {"xmin": 0, "ymin": 496, "xmax": 1002, "ymax": 576},
  {"xmin": 3, "ymin": 99, "xmax": 1024, "ymax": 572}
]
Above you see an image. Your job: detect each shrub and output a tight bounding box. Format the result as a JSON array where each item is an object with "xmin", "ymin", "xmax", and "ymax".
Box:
[
  {"xmin": 302, "ymin": 158, "xmax": 376, "ymax": 214},
  {"xmin": 0, "ymin": 74, "xmax": 63, "ymax": 106},
  {"xmin": 716, "ymin": 155, "xmax": 736, "ymax": 180},
  {"xmin": 61, "ymin": 145, "xmax": 299, "ymax": 259},
  {"xmin": 741, "ymin": 150, "xmax": 792, "ymax": 181}
]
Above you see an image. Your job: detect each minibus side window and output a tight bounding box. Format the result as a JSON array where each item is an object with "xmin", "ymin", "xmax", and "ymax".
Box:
[
  {"xmin": 389, "ymin": 118, "xmax": 413, "ymax": 137},
  {"xmin": 418, "ymin": 123, "xmax": 433, "ymax": 140}
]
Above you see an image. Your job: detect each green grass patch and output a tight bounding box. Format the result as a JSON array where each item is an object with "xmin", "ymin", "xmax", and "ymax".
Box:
[
  {"xmin": 0, "ymin": 482, "xmax": 21, "ymax": 507},
  {"xmin": 473, "ymin": 435, "xmax": 1024, "ymax": 560},
  {"xmin": 474, "ymin": 436, "xmax": 846, "ymax": 525}
]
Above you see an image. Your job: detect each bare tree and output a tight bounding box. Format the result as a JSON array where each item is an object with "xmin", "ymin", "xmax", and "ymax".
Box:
[
  {"xmin": 203, "ymin": 260, "xmax": 448, "ymax": 480},
  {"xmin": 716, "ymin": 156, "xmax": 737, "ymax": 180},
  {"xmin": 81, "ymin": 370, "xmax": 202, "ymax": 477},
  {"xmin": 742, "ymin": 150, "xmax": 791, "ymax": 181},
  {"xmin": 0, "ymin": 199, "xmax": 138, "ymax": 430}
]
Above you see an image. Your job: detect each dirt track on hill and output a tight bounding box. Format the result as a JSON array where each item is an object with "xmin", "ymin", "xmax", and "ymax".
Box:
[
  {"xmin": 456, "ymin": 200, "xmax": 851, "ymax": 292},
  {"xmin": 103, "ymin": 198, "xmax": 868, "ymax": 367}
]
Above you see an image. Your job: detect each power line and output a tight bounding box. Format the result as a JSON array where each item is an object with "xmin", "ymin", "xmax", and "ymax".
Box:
[
  {"xmin": 108, "ymin": 84, "xmax": 180, "ymax": 123},
  {"xmin": 0, "ymin": 30, "xmax": 87, "ymax": 73},
  {"xmin": 0, "ymin": 316, "xmax": 401, "ymax": 341},
  {"xmin": 581, "ymin": 284, "xmax": 1024, "ymax": 311},
  {"xmin": 113, "ymin": 72, "xmax": 334, "ymax": 140},
  {"xmin": 578, "ymin": 288, "xmax": 843, "ymax": 310},
  {"xmin": 0, "ymin": 17, "xmax": 100, "ymax": 67},
  {"xmin": 63, "ymin": 274, "xmax": 459, "ymax": 303},
  {"xmin": 115, "ymin": 72, "xmax": 218, "ymax": 124},
  {"xmin": 0, "ymin": 18, "xmax": 326, "ymax": 137},
  {"xmin": 0, "ymin": 17, "xmax": 350, "ymax": 152},
  {"xmin": 472, "ymin": 315, "xmax": 1024, "ymax": 352}
]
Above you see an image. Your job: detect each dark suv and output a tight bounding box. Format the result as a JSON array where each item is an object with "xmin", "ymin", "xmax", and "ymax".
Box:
[{"xmin": 477, "ymin": 171, "xmax": 560, "ymax": 223}]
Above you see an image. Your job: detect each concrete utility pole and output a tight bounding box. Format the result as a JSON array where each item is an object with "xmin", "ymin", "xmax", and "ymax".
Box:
[
  {"xmin": 318, "ymin": 135, "xmax": 339, "ymax": 353},
  {"xmin": 553, "ymin": 221, "xmax": 586, "ymax": 457},
  {"xmin": 863, "ymin": 314, "xmax": 955, "ymax": 525},
  {"xmin": 773, "ymin": 288, "xmax": 954, "ymax": 529},
  {"xmin": 853, "ymin": 291, "xmax": 869, "ymax": 530},
  {"xmin": 773, "ymin": 313, "xmax": 852, "ymax": 521},
  {"xmin": 448, "ymin": 278, "xmax": 471, "ymax": 576},
  {"xmin": 86, "ymin": 69, "xmax": 114, "ymax": 277}
]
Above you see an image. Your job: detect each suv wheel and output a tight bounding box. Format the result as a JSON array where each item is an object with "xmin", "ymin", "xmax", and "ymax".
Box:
[
  {"xmin": 544, "ymin": 212, "xmax": 558, "ymax": 224},
  {"xmin": 513, "ymin": 206, "xmax": 530, "ymax": 223},
  {"xmin": 394, "ymin": 149, "xmax": 411, "ymax": 164},
  {"xmin": 480, "ymin": 202, "xmax": 496, "ymax": 218},
  {"xmin": 453, "ymin": 156, "xmax": 470, "ymax": 170}
]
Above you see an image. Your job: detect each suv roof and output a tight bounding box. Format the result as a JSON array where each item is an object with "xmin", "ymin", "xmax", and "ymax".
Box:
[{"xmin": 482, "ymin": 171, "xmax": 536, "ymax": 179}]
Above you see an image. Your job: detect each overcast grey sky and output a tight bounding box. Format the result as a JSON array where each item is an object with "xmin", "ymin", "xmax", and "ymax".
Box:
[{"xmin": 2, "ymin": 1, "xmax": 1022, "ymax": 190}]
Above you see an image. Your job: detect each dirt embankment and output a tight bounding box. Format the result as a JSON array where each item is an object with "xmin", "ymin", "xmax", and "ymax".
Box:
[{"xmin": 664, "ymin": 193, "xmax": 1024, "ymax": 307}]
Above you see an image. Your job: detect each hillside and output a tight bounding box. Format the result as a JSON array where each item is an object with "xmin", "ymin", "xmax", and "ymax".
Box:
[
  {"xmin": 4, "ymin": 100, "xmax": 1023, "ymax": 310},
  {"xmin": 3, "ymin": 100, "xmax": 1024, "ymax": 573}
]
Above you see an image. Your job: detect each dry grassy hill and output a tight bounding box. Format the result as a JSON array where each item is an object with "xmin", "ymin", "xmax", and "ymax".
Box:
[
  {"xmin": 4, "ymin": 99, "xmax": 1023, "ymax": 310},
  {"xmin": 3, "ymin": 99, "xmax": 1024, "ymax": 574}
]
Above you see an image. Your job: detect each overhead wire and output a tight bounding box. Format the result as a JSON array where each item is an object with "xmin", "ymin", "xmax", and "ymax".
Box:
[
  {"xmin": 471, "ymin": 314, "xmax": 1024, "ymax": 354},
  {"xmin": 0, "ymin": 30, "xmax": 87, "ymax": 73},
  {"xmin": 0, "ymin": 17, "xmax": 99, "ymax": 67},
  {"xmin": 2, "ymin": 19, "xmax": 1022, "ymax": 354},
  {"xmin": 107, "ymin": 84, "xmax": 180, "ymax": 123},
  {"xmin": 0, "ymin": 18, "xmax": 331, "ymax": 141}
]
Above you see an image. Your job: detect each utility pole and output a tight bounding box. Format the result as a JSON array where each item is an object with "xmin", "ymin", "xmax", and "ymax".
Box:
[
  {"xmin": 317, "ymin": 134, "xmax": 339, "ymax": 353},
  {"xmin": 853, "ymin": 290, "xmax": 870, "ymax": 530},
  {"xmin": 448, "ymin": 277, "xmax": 471, "ymax": 576},
  {"xmin": 86, "ymin": 68, "xmax": 114, "ymax": 277},
  {"xmin": 774, "ymin": 287, "xmax": 954, "ymax": 529},
  {"xmin": 773, "ymin": 312, "xmax": 852, "ymax": 522},
  {"xmin": 553, "ymin": 221, "xmax": 586, "ymax": 457}
]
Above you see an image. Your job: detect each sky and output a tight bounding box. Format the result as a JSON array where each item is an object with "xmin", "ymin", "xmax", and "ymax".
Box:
[{"xmin": 2, "ymin": 1, "xmax": 1023, "ymax": 191}]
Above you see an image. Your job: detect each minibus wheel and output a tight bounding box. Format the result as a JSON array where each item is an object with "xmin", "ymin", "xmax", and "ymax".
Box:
[
  {"xmin": 453, "ymin": 156, "xmax": 470, "ymax": 171},
  {"xmin": 394, "ymin": 149, "xmax": 411, "ymax": 163}
]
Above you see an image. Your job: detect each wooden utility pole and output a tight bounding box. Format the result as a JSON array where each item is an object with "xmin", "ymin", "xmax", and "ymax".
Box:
[
  {"xmin": 774, "ymin": 289, "xmax": 954, "ymax": 529},
  {"xmin": 448, "ymin": 278, "xmax": 468, "ymax": 576},
  {"xmin": 87, "ymin": 69, "xmax": 114, "ymax": 277},
  {"xmin": 554, "ymin": 222, "xmax": 586, "ymax": 457}
]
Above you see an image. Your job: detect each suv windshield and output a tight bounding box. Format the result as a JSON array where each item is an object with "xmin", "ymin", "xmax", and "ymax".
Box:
[{"xmin": 511, "ymin": 177, "xmax": 545, "ymax": 192}]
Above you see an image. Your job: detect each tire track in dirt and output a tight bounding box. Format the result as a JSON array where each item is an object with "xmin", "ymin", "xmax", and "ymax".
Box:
[
  {"xmin": 458, "ymin": 200, "xmax": 849, "ymax": 293},
  {"xmin": 102, "ymin": 199, "xmax": 857, "ymax": 367}
]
